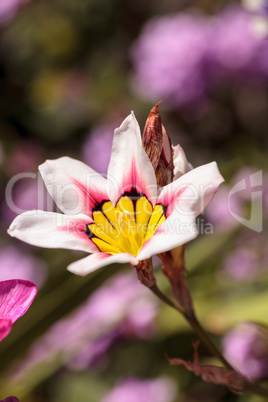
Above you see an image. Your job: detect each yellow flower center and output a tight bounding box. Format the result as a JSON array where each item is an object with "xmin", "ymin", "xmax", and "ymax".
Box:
[{"xmin": 86, "ymin": 195, "xmax": 166, "ymax": 256}]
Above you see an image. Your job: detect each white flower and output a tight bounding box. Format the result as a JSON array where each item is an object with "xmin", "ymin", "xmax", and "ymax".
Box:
[{"xmin": 8, "ymin": 113, "xmax": 224, "ymax": 276}]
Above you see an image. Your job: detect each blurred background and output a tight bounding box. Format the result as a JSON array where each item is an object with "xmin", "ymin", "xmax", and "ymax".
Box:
[{"xmin": 0, "ymin": 0, "xmax": 268, "ymax": 400}]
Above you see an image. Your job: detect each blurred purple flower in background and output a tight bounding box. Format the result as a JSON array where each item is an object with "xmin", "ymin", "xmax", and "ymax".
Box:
[
  {"xmin": 220, "ymin": 226, "xmax": 268, "ymax": 281},
  {"xmin": 208, "ymin": 6, "xmax": 262, "ymax": 79},
  {"xmin": 82, "ymin": 123, "xmax": 115, "ymax": 175},
  {"xmin": 0, "ymin": 397, "xmax": 19, "ymax": 402},
  {"xmin": 0, "ymin": 246, "xmax": 47, "ymax": 289},
  {"xmin": 0, "ymin": 0, "xmax": 30, "ymax": 25},
  {"xmin": 243, "ymin": 0, "xmax": 268, "ymax": 17},
  {"xmin": 68, "ymin": 332, "xmax": 118, "ymax": 371},
  {"xmin": 131, "ymin": 5, "xmax": 268, "ymax": 109},
  {"xmin": 10, "ymin": 272, "xmax": 159, "ymax": 380},
  {"xmin": 2, "ymin": 173, "xmax": 55, "ymax": 225},
  {"xmin": 206, "ymin": 167, "xmax": 264, "ymax": 232},
  {"xmin": 101, "ymin": 377, "xmax": 177, "ymax": 402},
  {"xmin": 223, "ymin": 322, "xmax": 268, "ymax": 380},
  {"xmin": 222, "ymin": 247, "xmax": 259, "ymax": 280},
  {"xmin": 205, "ymin": 186, "xmax": 241, "ymax": 231},
  {"xmin": 131, "ymin": 13, "xmax": 208, "ymax": 107}
]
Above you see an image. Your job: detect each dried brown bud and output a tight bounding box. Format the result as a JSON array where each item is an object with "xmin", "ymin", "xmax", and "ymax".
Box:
[
  {"xmin": 142, "ymin": 102, "xmax": 163, "ymax": 171},
  {"xmin": 143, "ymin": 103, "xmax": 174, "ymax": 187},
  {"xmin": 168, "ymin": 342, "xmax": 246, "ymax": 392},
  {"xmin": 135, "ymin": 259, "xmax": 156, "ymax": 288},
  {"xmin": 155, "ymin": 124, "xmax": 174, "ymax": 187}
]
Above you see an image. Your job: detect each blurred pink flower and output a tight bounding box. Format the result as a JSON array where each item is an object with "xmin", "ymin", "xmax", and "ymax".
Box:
[
  {"xmin": 208, "ymin": 6, "xmax": 262, "ymax": 78},
  {"xmin": 223, "ymin": 322, "xmax": 268, "ymax": 380},
  {"xmin": 231, "ymin": 167, "xmax": 261, "ymax": 202},
  {"xmin": 222, "ymin": 247, "xmax": 260, "ymax": 280},
  {"xmin": 0, "ymin": 246, "xmax": 47, "ymax": 289},
  {"xmin": 10, "ymin": 272, "xmax": 159, "ymax": 380},
  {"xmin": 131, "ymin": 13, "xmax": 208, "ymax": 107},
  {"xmin": 243, "ymin": 0, "xmax": 268, "ymax": 15},
  {"xmin": 205, "ymin": 185, "xmax": 241, "ymax": 231},
  {"xmin": 0, "ymin": 397, "xmax": 19, "ymax": 402},
  {"xmin": 130, "ymin": 6, "xmax": 268, "ymax": 109},
  {"xmin": 101, "ymin": 377, "xmax": 177, "ymax": 402},
  {"xmin": 206, "ymin": 167, "xmax": 263, "ymax": 231},
  {"xmin": 0, "ymin": 0, "xmax": 30, "ymax": 25},
  {"xmin": 0, "ymin": 279, "xmax": 37, "ymax": 342},
  {"xmin": 68, "ymin": 332, "xmax": 118, "ymax": 371},
  {"xmin": 2, "ymin": 173, "xmax": 55, "ymax": 225},
  {"xmin": 82, "ymin": 123, "xmax": 115, "ymax": 175}
]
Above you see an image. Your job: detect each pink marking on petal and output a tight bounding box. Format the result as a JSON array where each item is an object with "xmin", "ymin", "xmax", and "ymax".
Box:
[
  {"xmin": 58, "ymin": 217, "xmax": 99, "ymax": 252},
  {"xmin": 95, "ymin": 253, "xmax": 110, "ymax": 261},
  {"xmin": 0, "ymin": 279, "xmax": 37, "ymax": 325},
  {"xmin": 59, "ymin": 219, "xmax": 88, "ymax": 239},
  {"xmin": 71, "ymin": 179, "xmax": 108, "ymax": 216},
  {"xmin": 119, "ymin": 158, "xmax": 150, "ymax": 198},
  {"xmin": 159, "ymin": 185, "xmax": 189, "ymax": 217},
  {"xmin": 0, "ymin": 318, "xmax": 12, "ymax": 342}
]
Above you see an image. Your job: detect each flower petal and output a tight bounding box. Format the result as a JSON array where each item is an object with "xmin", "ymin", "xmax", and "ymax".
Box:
[
  {"xmin": 137, "ymin": 211, "xmax": 197, "ymax": 260},
  {"xmin": 173, "ymin": 144, "xmax": 193, "ymax": 180},
  {"xmin": 0, "ymin": 319, "xmax": 12, "ymax": 342},
  {"xmin": 67, "ymin": 252, "xmax": 139, "ymax": 276},
  {"xmin": 8, "ymin": 211, "xmax": 98, "ymax": 253},
  {"xmin": 39, "ymin": 156, "xmax": 108, "ymax": 217},
  {"xmin": 0, "ymin": 279, "xmax": 37, "ymax": 324},
  {"xmin": 107, "ymin": 113, "xmax": 157, "ymax": 206},
  {"xmin": 157, "ymin": 162, "xmax": 224, "ymax": 217}
]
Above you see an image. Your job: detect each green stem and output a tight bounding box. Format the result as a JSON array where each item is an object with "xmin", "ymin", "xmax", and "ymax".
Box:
[
  {"xmin": 150, "ymin": 284, "xmax": 232, "ymax": 368},
  {"xmin": 185, "ymin": 312, "xmax": 233, "ymax": 370},
  {"xmin": 150, "ymin": 284, "xmax": 185, "ymax": 314},
  {"xmin": 149, "ymin": 284, "xmax": 268, "ymax": 397}
]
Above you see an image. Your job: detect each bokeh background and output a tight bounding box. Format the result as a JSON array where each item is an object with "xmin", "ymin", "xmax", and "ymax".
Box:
[{"xmin": 0, "ymin": 0, "xmax": 268, "ymax": 401}]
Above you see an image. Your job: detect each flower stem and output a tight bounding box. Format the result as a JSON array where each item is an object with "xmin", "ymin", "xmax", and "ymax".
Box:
[
  {"xmin": 150, "ymin": 284, "xmax": 185, "ymax": 314},
  {"xmin": 149, "ymin": 284, "xmax": 268, "ymax": 397},
  {"xmin": 185, "ymin": 311, "xmax": 233, "ymax": 370},
  {"xmin": 150, "ymin": 284, "xmax": 232, "ymax": 368}
]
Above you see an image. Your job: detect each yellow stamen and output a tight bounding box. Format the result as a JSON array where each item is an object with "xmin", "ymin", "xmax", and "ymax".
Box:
[{"xmin": 87, "ymin": 197, "xmax": 166, "ymax": 257}]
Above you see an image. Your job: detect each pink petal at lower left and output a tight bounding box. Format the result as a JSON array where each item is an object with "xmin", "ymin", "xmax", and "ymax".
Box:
[
  {"xmin": 0, "ymin": 279, "xmax": 37, "ymax": 324},
  {"xmin": 0, "ymin": 318, "xmax": 12, "ymax": 342}
]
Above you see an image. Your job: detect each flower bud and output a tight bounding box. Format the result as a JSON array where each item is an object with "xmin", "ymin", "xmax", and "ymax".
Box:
[
  {"xmin": 142, "ymin": 103, "xmax": 174, "ymax": 187},
  {"xmin": 143, "ymin": 104, "xmax": 194, "ymax": 313}
]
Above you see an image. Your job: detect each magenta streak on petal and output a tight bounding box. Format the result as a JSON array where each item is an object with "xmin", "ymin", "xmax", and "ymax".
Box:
[
  {"xmin": 120, "ymin": 158, "xmax": 147, "ymax": 197},
  {"xmin": 0, "ymin": 318, "xmax": 12, "ymax": 342},
  {"xmin": 94, "ymin": 253, "xmax": 110, "ymax": 261},
  {"xmin": 71, "ymin": 178, "xmax": 108, "ymax": 217},
  {"xmin": 159, "ymin": 185, "xmax": 189, "ymax": 218},
  {"xmin": 58, "ymin": 219, "xmax": 99, "ymax": 252}
]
